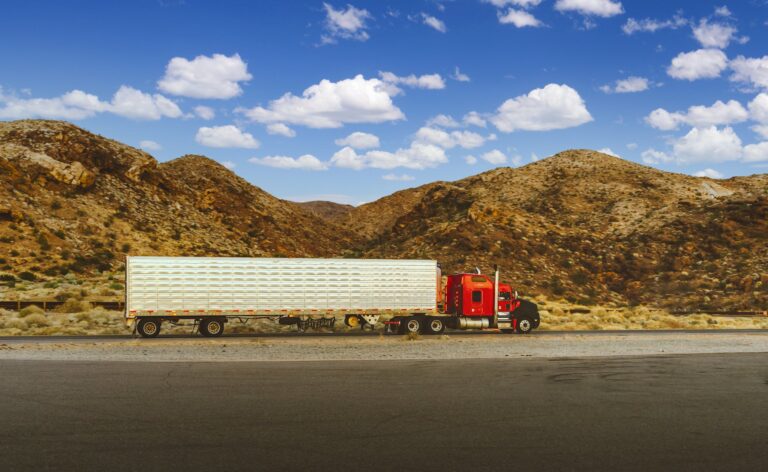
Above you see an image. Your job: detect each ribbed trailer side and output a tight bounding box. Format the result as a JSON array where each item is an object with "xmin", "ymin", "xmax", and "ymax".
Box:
[{"xmin": 125, "ymin": 256, "xmax": 438, "ymax": 317}]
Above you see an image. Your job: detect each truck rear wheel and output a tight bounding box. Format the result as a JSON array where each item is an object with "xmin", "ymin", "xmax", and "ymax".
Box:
[
  {"xmin": 200, "ymin": 318, "xmax": 225, "ymax": 337},
  {"xmin": 137, "ymin": 318, "xmax": 161, "ymax": 338},
  {"xmin": 403, "ymin": 317, "xmax": 423, "ymax": 335},
  {"xmin": 425, "ymin": 318, "xmax": 445, "ymax": 335}
]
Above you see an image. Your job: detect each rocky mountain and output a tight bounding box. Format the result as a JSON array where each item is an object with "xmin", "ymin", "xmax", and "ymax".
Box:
[{"xmin": 1, "ymin": 120, "xmax": 766, "ymax": 310}]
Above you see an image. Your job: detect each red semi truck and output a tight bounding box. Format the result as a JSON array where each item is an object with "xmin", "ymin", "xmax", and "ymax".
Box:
[{"xmin": 125, "ymin": 257, "xmax": 539, "ymax": 337}]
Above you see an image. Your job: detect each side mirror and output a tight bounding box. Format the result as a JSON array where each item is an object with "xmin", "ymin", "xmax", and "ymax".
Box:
[{"xmin": 514, "ymin": 290, "xmax": 519, "ymax": 299}]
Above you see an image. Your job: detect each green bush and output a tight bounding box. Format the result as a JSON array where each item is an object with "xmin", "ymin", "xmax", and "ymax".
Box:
[
  {"xmin": 60, "ymin": 298, "xmax": 92, "ymax": 313},
  {"xmin": 18, "ymin": 271, "xmax": 36, "ymax": 281},
  {"xmin": 19, "ymin": 305, "xmax": 44, "ymax": 317},
  {"xmin": 109, "ymin": 282, "xmax": 124, "ymax": 290},
  {"xmin": 25, "ymin": 313, "xmax": 50, "ymax": 327}
]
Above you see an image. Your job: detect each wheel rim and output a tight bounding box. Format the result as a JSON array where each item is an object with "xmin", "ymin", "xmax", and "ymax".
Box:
[
  {"xmin": 519, "ymin": 319, "xmax": 531, "ymax": 331},
  {"xmin": 406, "ymin": 320, "xmax": 420, "ymax": 332},
  {"xmin": 430, "ymin": 320, "xmax": 442, "ymax": 332},
  {"xmin": 144, "ymin": 321, "xmax": 157, "ymax": 335},
  {"xmin": 208, "ymin": 321, "xmax": 221, "ymax": 335}
]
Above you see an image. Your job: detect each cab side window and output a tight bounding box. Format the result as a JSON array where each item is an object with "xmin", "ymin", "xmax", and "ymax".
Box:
[{"xmin": 472, "ymin": 290, "xmax": 482, "ymax": 303}]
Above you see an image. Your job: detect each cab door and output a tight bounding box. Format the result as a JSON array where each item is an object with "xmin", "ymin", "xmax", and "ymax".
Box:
[{"xmin": 464, "ymin": 285, "xmax": 485, "ymax": 316}]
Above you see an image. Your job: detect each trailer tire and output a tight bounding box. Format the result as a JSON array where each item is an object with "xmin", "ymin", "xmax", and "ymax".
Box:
[
  {"xmin": 403, "ymin": 317, "xmax": 423, "ymax": 334},
  {"xmin": 137, "ymin": 318, "xmax": 161, "ymax": 338},
  {"xmin": 425, "ymin": 318, "xmax": 445, "ymax": 335},
  {"xmin": 515, "ymin": 317, "xmax": 533, "ymax": 334},
  {"xmin": 200, "ymin": 318, "xmax": 225, "ymax": 337}
]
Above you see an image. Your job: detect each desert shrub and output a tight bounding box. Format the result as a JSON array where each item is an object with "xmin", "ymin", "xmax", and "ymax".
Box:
[
  {"xmin": 120, "ymin": 243, "xmax": 131, "ymax": 253},
  {"xmin": 43, "ymin": 281, "xmax": 59, "ymax": 289},
  {"xmin": 60, "ymin": 298, "xmax": 92, "ymax": 313},
  {"xmin": 18, "ymin": 271, "xmax": 36, "ymax": 281},
  {"xmin": 53, "ymin": 229, "xmax": 66, "ymax": 239},
  {"xmin": 109, "ymin": 282, "xmax": 124, "ymax": 290},
  {"xmin": 19, "ymin": 305, "xmax": 44, "ymax": 317},
  {"xmin": 50, "ymin": 200, "xmax": 62, "ymax": 210},
  {"xmin": 4, "ymin": 318, "xmax": 28, "ymax": 330},
  {"xmin": 0, "ymin": 274, "xmax": 15, "ymax": 282},
  {"xmin": 10, "ymin": 249, "xmax": 19, "ymax": 257},
  {"xmin": 0, "ymin": 258, "xmax": 5, "ymax": 264},
  {"xmin": 25, "ymin": 313, "xmax": 50, "ymax": 327},
  {"xmin": 37, "ymin": 234, "xmax": 51, "ymax": 251}
]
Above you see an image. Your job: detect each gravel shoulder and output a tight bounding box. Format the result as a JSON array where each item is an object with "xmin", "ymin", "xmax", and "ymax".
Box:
[{"xmin": 1, "ymin": 331, "xmax": 767, "ymax": 362}]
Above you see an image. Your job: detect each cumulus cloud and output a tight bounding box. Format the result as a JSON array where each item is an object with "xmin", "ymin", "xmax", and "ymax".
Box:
[
  {"xmin": 382, "ymin": 173, "xmax": 415, "ymax": 181},
  {"xmin": 749, "ymin": 93, "xmax": 768, "ymax": 123},
  {"xmin": 694, "ymin": 168, "xmax": 724, "ymax": 179},
  {"xmin": 0, "ymin": 85, "xmax": 182, "ymax": 120},
  {"xmin": 598, "ymin": 147, "xmax": 619, "ymax": 157},
  {"xmin": 645, "ymin": 99, "xmax": 749, "ymax": 130},
  {"xmin": 692, "ymin": 19, "xmax": 737, "ymax": 49},
  {"xmin": 622, "ymin": 14, "xmax": 687, "ymax": 34},
  {"xmin": 743, "ymin": 142, "xmax": 768, "ymax": 162},
  {"xmin": 426, "ymin": 114, "xmax": 461, "ymax": 128},
  {"xmin": 463, "ymin": 111, "xmax": 487, "ymax": 127},
  {"xmin": 752, "ymin": 125, "xmax": 768, "ymax": 139},
  {"xmin": 464, "ymin": 155, "xmax": 478, "ymax": 165},
  {"xmin": 334, "ymin": 131, "xmax": 380, "ymax": 149},
  {"xmin": 498, "ymin": 8, "xmax": 543, "ymax": 27},
  {"xmin": 266, "ymin": 123, "xmax": 296, "ymax": 137},
  {"xmin": 451, "ymin": 67, "xmax": 471, "ymax": 82},
  {"xmin": 139, "ymin": 140, "xmax": 161, "ymax": 151},
  {"xmin": 194, "ymin": 105, "xmax": 215, "ymax": 120},
  {"xmin": 250, "ymin": 154, "xmax": 328, "ymax": 170},
  {"xmin": 195, "ymin": 125, "xmax": 260, "ymax": 149},
  {"xmin": 414, "ymin": 127, "xmax": 489, "ymax": 149},
  {"xmin": 222, "ymin": 161, "xmax": 236, "ymax": 170},
  {"xmin": 641, "ymin": 148, "xmax": 672, "ymax": 165},
  {"xmin": 331, "ymin": 143, "xmax": 447, "ymax": 170},
  {"xmin": 554, "ymin": 0, "xmax": 623, "ymax": 17},
  {"xmin": 481, "ymin": 149, "xmax": 508, "ymax": 165},
  {"xmin": 321, "ymin": 3, "xmax": 371, "ymax": 44},
  {"xmin": 667, "ymin": 49, "xmax": 728, "ymax": 81},
  {"xmin": 730, "ymin": 55, "xmax": 768, "ymax": 91},
  {"xmin": 600, "ymin": 76, "xmax": 649, "ymax": 94},
  {"xmin": 672, "ymin": 126, "xmax": 743, "ymax": 163},
  {"xmin": 484, "ymin": 0, "xmax": 542, "ymax": 6},
  {"xmin": 490, "ymin": 83, "xmax": 593, "ymax": 132},
  {"xmin": 237, "ymin": 75, "xmax": 404, "ymax": 128},
  {"xmin": 379, "ymin": 71, "xmax": 446, "ymax": 92},
  {"xmin": 422, "ymin": 14, "xmax": 447, "ymax": 32},
  {"xmin": 157, "ymin": 53, "xmax": 251, "ymax": 99}
]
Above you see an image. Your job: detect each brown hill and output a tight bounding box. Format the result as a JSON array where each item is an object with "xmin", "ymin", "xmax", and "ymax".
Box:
[
  {"xmin": 0, "ymin": 120, "xmax": 355, "ymax": 276},
  {"xmin": 1, "ymin": 121, "xmax": 766, "ymax": 310}
]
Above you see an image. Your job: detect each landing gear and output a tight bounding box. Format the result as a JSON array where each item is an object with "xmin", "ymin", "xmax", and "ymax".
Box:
[{"xmin": 137, "ymin": 318, "xmax": 161, "ymax": 338}]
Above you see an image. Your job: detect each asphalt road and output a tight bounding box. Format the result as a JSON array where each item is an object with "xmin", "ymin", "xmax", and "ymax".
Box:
[{"xmin": 1, "ymin": 354, "xmax": 767, "ymax": 471}]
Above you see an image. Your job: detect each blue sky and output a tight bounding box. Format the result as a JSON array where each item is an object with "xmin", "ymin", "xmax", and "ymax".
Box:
[{"xmin": 1, "ymin": 0, "xmax": 768, "ymax": 204}]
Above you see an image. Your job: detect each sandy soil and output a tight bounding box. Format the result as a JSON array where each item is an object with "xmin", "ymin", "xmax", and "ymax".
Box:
[{"xmin": 1, "ymin": 331, "xmax": 767, "ymax": 362}]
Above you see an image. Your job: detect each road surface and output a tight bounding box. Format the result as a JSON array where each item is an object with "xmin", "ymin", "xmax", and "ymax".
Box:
[{"xmin": 1, "ymin": 354, "xmax": 767, "ymax": 471}]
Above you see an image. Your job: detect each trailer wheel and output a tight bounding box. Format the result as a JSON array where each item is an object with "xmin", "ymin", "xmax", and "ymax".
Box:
[
  {"xmin": 200, "ymin": 318, "xmax": 225, "ymax": 337},
  {"xmin": 425, "ymin": 318, "xmax": 445, "ymax": 335},
  {"xmin": 403, "ymin": 317, "xmax": 423, "ymax": 334},
  {"xmin": 515, "ymin": 317, "xmax": 533, "ymax": 334},
  {"xmin": 137, "ymin": 318, "xmax": 161, "ymax": 338}
]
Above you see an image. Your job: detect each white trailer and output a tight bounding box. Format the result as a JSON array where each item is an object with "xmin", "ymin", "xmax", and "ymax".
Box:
[{"xmin": 125, "ymin": 256, "xmax": 439, "ymax": 337}]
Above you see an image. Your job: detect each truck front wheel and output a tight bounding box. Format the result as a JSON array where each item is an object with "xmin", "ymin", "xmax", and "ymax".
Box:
[
  {"xmin": 516, "ymin": 317, "xmax": 533, "ymax": 334},
  {"xmin": 137, "ymin": 318, "xmax": 161, "ymax": 338},
  {"xmin": 200, "ymin": 318, "xmax": 225, "ymax": 337}
]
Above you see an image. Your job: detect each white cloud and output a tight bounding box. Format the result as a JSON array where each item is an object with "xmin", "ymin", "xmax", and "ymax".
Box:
[
  {"xmin": 157, "ymin": 53, "xmax": 251, "ymax": 99},
  {"xmin": 667, "ymin": 49, "xmax": 728, "ymax": 81},
  {"xmin": 600, "ymin": 76, "xmax": 649, "ymax": 94},
  {"xmin": 237, "ymin": 75, "xmax": 404, "ymax": 128},
  {"xmin": 749, "ymin": 93, "xmax": 768, "ymax": 123},
  {"xmin": 481, "ymin": 149, "xmax": 508, "ymax": 165},
  {"xmin": 730, "ymin": 55, "xmax": 768, "ymax": 91},
  {"xmin": 672, "ymin": 126, "xmax": 742, "ymax": 163},
  {"xmin": 139, "ymin": 140, "xmax": 161, "ymax": 151},
  {"xmin": 463, "ymin": 111, "xmax": 487, "ymax": 127},
  {"xmin": 498, "ymin": 8, "xmax": 543, "ymax": 27},
  {"xmin": 645, "ymin": 99, "xmax": 749, "ymax": 130},
  {"xmin": 321, "ymin": 3, "xmax": 371, "ymax": 43},
  {"xmin": 694, "ymin": 168, "xmax": 724, "ymax": 178},
  {"xmin": 465, "ymin": 155, "xmax": 478, "ymax": 165},
  {"xmin": 379, "ymin": 71, "xmax": 446, "ymax": 91},
  {"xmin": 484, "ymin": 0, "xmax": 542, "ymax": 6},
  {"xmin": 426, "ymin": 114, "xmax": 461, "ymax": 128},
  {"xmin": 266, "ymin": 123, "xmax": 296, "ymax": 137},
  {"xmin": 195, "ymin": 125, "xmax": 260, "ymax": 149},
  {"xmin": 554, "ymin": 0, "xmax": 623, "ymax": 17},
  {"xmin": 222, "ymin": 160, "xmax": 236, "ymax": 170},
  {"xmin": 194, "ymin": 105, "xmax": 215, "ymax": 120},
  {"xmin": 743, "ymin": 142, "xmax": 768, "ymax": 162},
  {"xmin": 641, "ymin": 148, "xmax": 672, "ymax": 165},
  {"xmin": 451, "ymin": 66, "xmax": 471, "ymax": 82},
  {"xmin": 626, "ymin": 142, "xmax": 638, "ymax": 150},
  {"xmin": 414, "ymin": 127, "xmax": 488, "ymax": 149},
  {"xmin": 0, "ymin": 85, "xmax": 182, "ymax": 121},
  {"xmin": 622, "ymin": 14, "xmax": 687, "ymax": 34},
  {"xmin": 598, "ymin": 147, "xmax": 619, "ymax": 157},
  {"xmin": 692, "ymin": 19, "xmax": 736, "ymax": 49},
  {"xmin": 382, "ymin": 173, "xmax": 415, "ymax": 181},
  {"xmin": 490, "ymin": 83, "xmax": 593, "ymax": 132},
  {"xmin": 715, "ymin": 6, "xmax": 731, "ymax": 17},
  {"xmin": 422, "ymin": 14, "xmax": 447, "ymax": 32},
  {"xmin": 331, "ymin": 143, "xmax": 447, "ymax": 170},
  {"xmin": 335, "ymin": 131, "xmax": 380, "ymax": 149},
  {"xmin": 530, "ymin": 152, "xmax": 541, "ymax": 161},
  {"xmin": 249, "ymin": 154, "xmax": 328, "ymax": 171},
  {"xmin": 752, "ymin": 125, "xmax": 768, "ymax": 139}
]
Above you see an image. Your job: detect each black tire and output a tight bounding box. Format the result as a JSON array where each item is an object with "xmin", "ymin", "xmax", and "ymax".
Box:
[
  {"xmin": 515, "ymin": 317, "xmax": 533, "ymax": 334},
  {"xmin": 137, "ymin": 318, "xmax": 161, "ymax": 338},
  {"xmin": 403, "ymin": 317, "xmax": 422, "ymax": 334},
  {"xmin": 424, "ymin": 318, "xmax": 445, "ymax": 335},
  {"xmin": 200, "ymin": 318, "xmax": 225, "ymax": 337}
]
